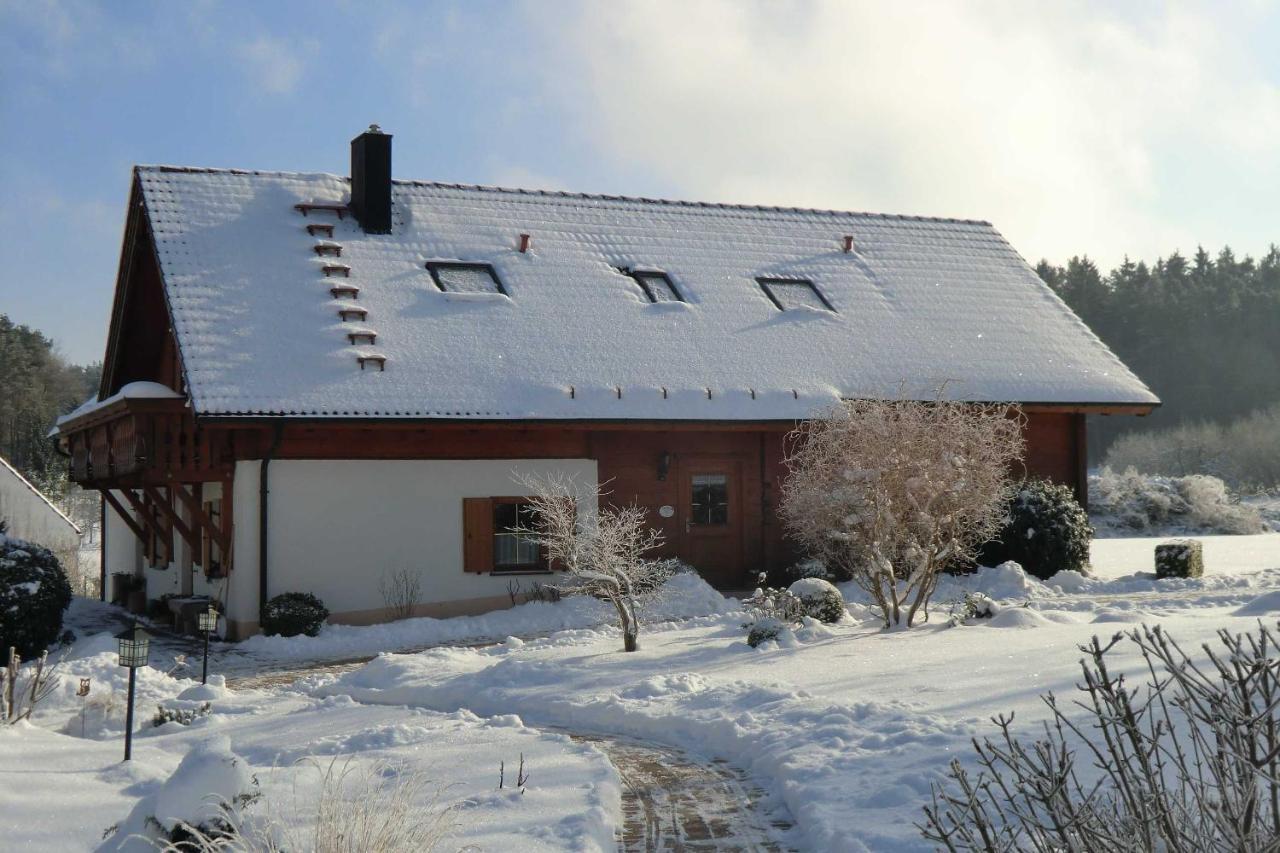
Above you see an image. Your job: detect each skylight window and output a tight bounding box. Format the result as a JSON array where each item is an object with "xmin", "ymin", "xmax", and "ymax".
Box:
[
  {"xmin": 630, "ymin": 270, "xmax": 683, "ymax": 303},
  {"xmin": 426, "ymin": 262, "xmax": 506, "ymax": 295},
  {"xmin": 757, "ymin": 278, "xmax": 834, "ymax": 312}
]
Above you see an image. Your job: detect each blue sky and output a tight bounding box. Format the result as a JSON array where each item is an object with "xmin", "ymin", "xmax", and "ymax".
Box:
[{"xmin": 2, "ymin": 0, "xmax": 1277, "ymax": 364}]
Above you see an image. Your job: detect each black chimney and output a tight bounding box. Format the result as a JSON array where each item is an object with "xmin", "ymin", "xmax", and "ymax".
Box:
[{"xmin": 350, "ymin": 124, "xmax": 392, "ymax": 234}]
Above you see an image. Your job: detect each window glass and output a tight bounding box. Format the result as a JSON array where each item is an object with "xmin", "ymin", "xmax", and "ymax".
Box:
[
  {"xmin": 634, "ymin": 271, "xmax": 682, "ymax": 303},
  {"xmin": 428, "ymin": 263, "xmax": 505, "ymax": 294},
  {"xmin": 690, "ymin": 474, "xmax": 729, "ymax": 526},
  {"xmin": 759, "ymin": 278, "xmax": 833, "ymax": 311},
  {"xmin": 493, "ymin": 501, "xmax": 542, "ymax": 569}
]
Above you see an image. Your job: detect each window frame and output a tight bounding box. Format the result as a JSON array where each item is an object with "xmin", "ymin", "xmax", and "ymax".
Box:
[
  {"xmin": 425, "ymin": 261, "xmax": 507, "ymax": 295},
  {"xmin": 689, "ymin": 473, "xmax": 731, "ymax": 527},
  {"xmin": 756, "ymin": 277, "xmax": 835, "ymax": 312},
  {"xmin": 628, "ymin": 269, "xmax": 684, "ymax": 304},
  {"xmin": 490, "ymin": 496, "xmax": 549, "ymax": 574}
]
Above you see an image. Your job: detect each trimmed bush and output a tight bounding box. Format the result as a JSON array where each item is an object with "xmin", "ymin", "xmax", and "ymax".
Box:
[
  {"xmin": 261, "ymin": 592, "xmax": 329, "ymax": 637},
  {"xmin": 0, "ymin": 532, "xmax": 74, "ymax": 659},
  {"xmin": 788, "ymin": 577, "xmax": 846, "ymax": 624},
  {"xmin": 1155, "ymin": 538, "xmax": 1204, "ymax": 579},
  {"xmin": 746, "ymin": 618, "xmax": 786, "ymax": 648},
  {"xmin": 981, "ymin": 479, "xmax": 1092, "ymax": 580}
]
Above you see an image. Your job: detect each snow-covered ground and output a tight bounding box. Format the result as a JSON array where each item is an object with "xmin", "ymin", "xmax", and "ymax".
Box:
[{"xmin": 3, "ymin": 533, "xmax": 1278, "ymax": 851}]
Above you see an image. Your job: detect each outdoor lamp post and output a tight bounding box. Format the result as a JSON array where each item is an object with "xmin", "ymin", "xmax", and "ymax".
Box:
[
  {"xmin": 115, "ymin": 622, "xmax": 151, "ymax": 761},
  {"xmin": 198, "ymin": 606, "xmax": 218, "ymax": 685}
]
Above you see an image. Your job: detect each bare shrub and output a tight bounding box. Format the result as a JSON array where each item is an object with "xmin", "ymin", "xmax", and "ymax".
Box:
[
  {"xmin": 780, "ymin": 400, "xmax": 1024, "ymax": 628},
  {"xmin": 3, "ymin": 647, "xmax": 60, "ymax": 723},
  {"xmin": 379, "ymin": 568, "xmax": 422, "ymax": 621},
  {"xmin": 921, "ymin": 622, "xmax": 1280, "ymax": 852},
  {"xmin": 517, "ymin": 473, "xmax": 668, "ymax": 652},
  {"xmin": 1105, "ymin": 402, "xmax": 1280, "ymax": 489},
  {"xmin": 160, "ymin": 757, "xmax": 459, "ymax": 853}
]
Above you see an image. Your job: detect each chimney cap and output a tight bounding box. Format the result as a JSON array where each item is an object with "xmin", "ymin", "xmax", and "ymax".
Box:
[{"xmin": 367, "ymin": 123, "xmax": 385, "ymax": 134}]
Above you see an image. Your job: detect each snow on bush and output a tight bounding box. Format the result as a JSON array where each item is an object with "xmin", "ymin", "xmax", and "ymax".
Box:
[
  {"xmin": 1155, "ymin": 538, "xmax": 1205, "ymax": 579},
  {"xmin": 787, "ymin": 577, "xmax": 846, "ymax": 624},
  {"xmin": 946, "ymin": 590, "xmax": 1000, "ymax": 625},
  {"xmin": 741, "ymin": 587, "xmax": 805, "ymax": 647},
  {"xmin": 0, "ymin": 531, "xmax": 73, "ymax": 659},
  {"xmin": 100, "ymin": 736, "xmax": 258, "ymax": 851},
  {"xmin": 780, "ymin": 399, "xmax": 1024, "ymax": 628},
  {"xmin": 1090, "ymin": 466, "xmax": 1266, "ymax": 535},
  {"xmin": 261, "ymin": 592, "xmax": 329, "ymax": 638},
  {"xmin": 981, "ymin": 478, "xmax": 1092, "ymax": 580}
]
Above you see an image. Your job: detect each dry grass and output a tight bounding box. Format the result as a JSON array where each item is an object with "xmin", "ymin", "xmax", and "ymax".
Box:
[{"xmin": 160, "ymin": 757, "xmax": 461, "ymax": 852}]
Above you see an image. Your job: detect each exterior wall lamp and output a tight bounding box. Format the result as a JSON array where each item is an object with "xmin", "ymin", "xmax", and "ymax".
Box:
[{"xmin": 657, "ymin": 451, "xmax": 671, "ymax": 481}]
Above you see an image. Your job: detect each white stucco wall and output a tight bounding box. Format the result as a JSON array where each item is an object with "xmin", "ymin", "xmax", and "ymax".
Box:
[
  {"xmin": 225, "ymin": 458, "xmax": 598, "ymax": 628},
  {"xmin": 103, "ymin": 494, "xmax": 140, "ymax": 581},
  {"xmin": 0, "ymin": 461, "xmax": 80, "ymax": 555}
]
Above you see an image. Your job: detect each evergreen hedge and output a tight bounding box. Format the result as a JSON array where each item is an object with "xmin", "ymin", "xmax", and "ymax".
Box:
[{"xmin": 0, "ymin": 530, "xmax": 74, "ymax": 658}]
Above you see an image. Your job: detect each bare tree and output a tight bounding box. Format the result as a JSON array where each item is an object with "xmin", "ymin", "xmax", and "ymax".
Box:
[
  {"xmin": 921, "ymin": 623, "xmax": 1280, "ymax": 852},
  {"xmin": 780, "ymin": 399, "xmax": 1024, "ymax": 628},
  {"xmin": 379, "ymin": 568, "xmax": 422, "ymax": 621},
  {"xmin": 517, "ymin": 473, "xmax": 668, "ymax": 652}
]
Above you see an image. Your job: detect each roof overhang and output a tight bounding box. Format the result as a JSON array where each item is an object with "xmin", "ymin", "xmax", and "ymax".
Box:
[{"xmin": 190, "ymin": 399, "xmax": 1158, "ymax": 429}]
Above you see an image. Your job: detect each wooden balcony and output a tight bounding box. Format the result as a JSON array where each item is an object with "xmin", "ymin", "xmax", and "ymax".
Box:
[{"xmin": 57, "ymin": 394, "xmax": 233, "ymax": 487}]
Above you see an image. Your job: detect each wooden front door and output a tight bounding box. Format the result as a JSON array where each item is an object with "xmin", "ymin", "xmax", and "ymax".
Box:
[{"xmin": 677, "ymin": 457, "xmax": 745, "ymax": 588}]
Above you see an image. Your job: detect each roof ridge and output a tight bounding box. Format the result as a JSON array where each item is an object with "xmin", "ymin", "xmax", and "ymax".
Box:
[{"xmin": 137, "ymin": 164, "xmax": 991, "ymax": 227}]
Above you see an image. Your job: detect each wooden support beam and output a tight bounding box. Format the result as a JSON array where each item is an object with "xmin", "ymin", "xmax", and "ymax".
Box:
[
  {"xmin": 118, "ymin": 488, "xmax": 161, "ymax": 540},
  {"xmin": 99, "ymin": 489, "xmax": 148, "ymax": 544},
  {"xmin": 170, "ymin": 481, "xmax": 230, "ymax": 555},
  {"xmin": 143, "ymin": 485, "xmax": 200, "ymax": 554}
]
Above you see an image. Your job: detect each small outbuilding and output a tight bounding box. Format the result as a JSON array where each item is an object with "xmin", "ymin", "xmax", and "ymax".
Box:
[{"xmin": 0, "ymin": 455, "xmax": 81, "ymax": 573}]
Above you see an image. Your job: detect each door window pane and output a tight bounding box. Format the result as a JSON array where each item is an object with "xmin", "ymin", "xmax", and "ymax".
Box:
[{"xmin": 690, "ymin": 474, "xmax": 729, "ymax": 526}]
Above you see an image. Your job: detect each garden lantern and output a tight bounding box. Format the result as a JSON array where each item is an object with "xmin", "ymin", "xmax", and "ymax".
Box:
[
  {"xmin": 198, "ymin": 606, "xmax": 218, "ymax": 685},
  {"xmin": 115, "ymin": 622, "xmax": 151, "ymax": 761}
]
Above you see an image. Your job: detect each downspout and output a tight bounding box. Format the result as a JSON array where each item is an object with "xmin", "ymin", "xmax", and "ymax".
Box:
[{"xmin": 258, "ymin": 423, "xmax": 284, "ymax": 624}]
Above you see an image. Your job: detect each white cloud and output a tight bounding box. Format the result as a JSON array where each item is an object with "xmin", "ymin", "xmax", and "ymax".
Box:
[
  {"xmin": 236, "ymin": 34, "xmax": 314, "ymax": 96},
  {"xmin": 528, "ymin": 0, "xmax": 1280, "ymax": 265}
]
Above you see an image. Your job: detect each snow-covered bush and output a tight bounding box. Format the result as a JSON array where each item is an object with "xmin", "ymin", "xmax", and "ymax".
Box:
[
  {"xmin": 780, "ymin": 399, "xmax": 1024, "ymax": 628},
  {"xmin": 261, "ymin": 592, "xmax": 329, "ymax": 638},
  {"xmin": 742, "ymin": 586, "xmax": 805, "ymax": 646},
  {"xmin": 150, "ymin": 756, "xmax": 459, "ymax": 853},
  {"xmin": 946, "ymin": 591, "xmax": 999, "ymax": 626},
  {"xmin": 922, "ymin": 623, "xmax": 1280, "ymax": 851},
  {"xmin": 746, "ymin": 618, "xmax": 787, "ymax": 648},
  {"xmin": 153, "ymin": 701, "xmax": 211, "ymax": 728},
  {"xmin": 101, "ymin": 737, "xmax": 260, "ymax": 851},
  {"xmin": 788, "ymin": 577, "xmax": 846, "ymax": 624},
  {"xmin": 981, "ymin": 478, "xmax": 1092, "ymax": 580},
  {"xmin": 1155, "ymin": 538, "xmax": 1204, "ymax": 579},
  {"xmin": 1090, "ymin": 466, "xmax": 1265, "ymax": 535},
  {"xmin": 0, "ymin": 531, "xmax": 73, "ymax": 659},
  {"xmin": 519, "ymin": 473, "xmax": 669, "ymax": 652}
]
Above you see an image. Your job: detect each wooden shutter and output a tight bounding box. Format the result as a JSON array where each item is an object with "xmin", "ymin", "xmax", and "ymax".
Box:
[{"xmin": 462, "ymin": 498, "xmax": 494, "ymax": 573}]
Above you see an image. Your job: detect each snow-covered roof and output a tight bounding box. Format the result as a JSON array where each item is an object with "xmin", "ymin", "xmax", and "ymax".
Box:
[{"xmin": 136, "ymin": 166, "xmax": 1158, "ymax": 420}]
